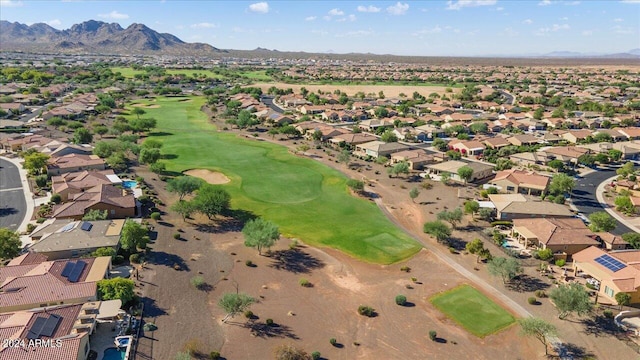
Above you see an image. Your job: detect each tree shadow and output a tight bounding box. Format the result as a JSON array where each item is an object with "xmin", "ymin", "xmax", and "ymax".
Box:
[
  {"xmin": 140, "ymin": 296, "xmax": 168, "ymax": 317},
  {"xmin": 401, "ymin": 302, "xmax": 416, "ymax": 307},
  {"xmin": 194, "ymin": 209, "xmax": 257, "ymax": 234},
  {"xmin": 0, "ymin": 207, "xmax": 19, "ymax": 217},
  {"xmin": 506, "ymin": 274, "xmax": 551, "ymax": 293},
  {"xmin": 268, "ymin": 249, "xmax": 325, "ymax": 274},
  {"xmin": 581, "ymin": 314, "xmax": 622, "ymax": 337},
  {"xmin": 435, "ymin": 338, "xmax": 448, "ymax": 344},
  {"xmin": 157, "ymin": 221, "xmax": 174, "ymax": 228},
  {"xmin": 162, "ymin": 154, "xmax": 178, "ymax": 160},
  {"xmin": 146, "ymin": 250, "xmax": 190, "ymax": 271},
  {"xmin": 148, "ymin": 131, "xmax": 173, "ymax": 137},
  {"xmin": 243, "ymin": 321, "xmax": 299, "ymax": 339},
  {"xmin": 552, "ymin": 342, "xmax": 595, "ymax": 359}
]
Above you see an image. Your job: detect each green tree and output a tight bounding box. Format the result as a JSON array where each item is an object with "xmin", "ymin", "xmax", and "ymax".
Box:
[
  {"xmin": 437, "ymin": 208, "xmax": 463, "ymax": 229},
  {"xmin": 549, "ymin": 173, "xmax": 575, "ymax": 196},
  {"xmin": 608, "ymin": 149, "xmax": 623, "ymax": 162},
  {"xmin": 549, "ymin": 282, "xmax": 592, "ymax": 319},
  {"xmin": 82, "ymin": 209, "xmax": 108, "ymax": 221},
  {"xmin": 478, "ymin": 207, "xmax": 493, "ymax": 221},
  {"xmin": 464, "ymin": 200, "xmax": 480, "ymax": 217},
  {"xmin": 374, "ymin": 106, "xmax": 389, "ymax": 118},
  {"xmin": 23, "ymin": 152, "xmax": 50, "ymax": 175},
  {"xmin": 166, "ymin": 176, "xmax": 203, "ymax": 201},
  {"xmin": 106, "ymin": 153, "xmax": 127, "ymax": 173},
  {"xmin": 432, "ymin": 138, "xmax": 448, "ymax": 152},
  {"xmin": 138, "ymin": 147, "xmax": 161, "ymax": 164},
  {"xmin": 193, "ymin": 184, "xmax": 231, "ymax": 220},
  {"xmin": 617, "ymin": 162, "xmax": 636, "ymax": 178},
  {"xmin": 487, "ymin": 257, "xmax": 522, "ymax": 284},
  {"xmin": 409, "ymin": 187, "xmax": 420, "ymax": 203},
  {"xmin": 120, "ymin": 219, "xmax": 149, "ymax": 252},
  {"xmin": 150, "ymin": 162, "xmax": 166, "ymax": 174},
  {"xmin": 171, "ymin": 200, "xmax": 196, "ymax": 221},
  {"xmin": 465, "ymin": 238, "xmax": 486, "ymax": 263},
  {"xmin": 446, "ymin": 150, "xmax": 462, "ymax": 160},
  {"xmin": 131, "ymin": 107, "xmax": 146, "ymax": 120},
  {"xmin": 218, "ymin": 292, "xmax": 255, "ymax": 323},
  {"xmin": 129, "ymin": 117, "xmax": 157, "ymax": 133},
  {"xmin": 423, "ymin": 221, "xmax": 452, "ymax": 244},
  {"xmin": 440, "ymin": 172, "xmax": 451, "ymax": 185},
  {"xmin": 236, "ymin": 109, "xmax": 258, "ymax": 129},
  {"xmin": 73, "ymin": 127, "xmax": 93, "ymax": 144},
  {"xmin": 469, "ymin": 122, "xmax": 488, "ymax": 134},
  {"xmin": 616, "ymin": 292, "xmax": 631, "ymax": 310},
  {"xmin": 346, "ymin": 179, "xmax": 365, "ymax": 193},
  {"xmin": 615, "ymin": 196, "xmax": 636, "ymax": 214},
  {"xmin": 91, "ymin": 247, "xmax": 117, "ymax": 260},
  {"xmin": 337, "ymin": 150, "xmax": 351, "ymax": 167},
  {"xmin": 457, "ymin": 166, "xmax": 474, "ymax": 184},
  {"xmin": 518, "ymin": 317, "xmax": 558, "ymax": 356},
  {"xmin": 0, "ymin": 228, "xmax": 21, "ymax": 260},
  {"xmin": 623, "ymin": 232, "xmax": 640, "ymax": 249},
  {"xmin": 547, "ymin": 159, "xmax": 565, "ymax": 172},
  {"xmin": 242, "ymin": 218, "xmax": 280, "ymax": 255},
  {"xmin": 97, "ymin": 278, "xmax": 135, "ymax": 304},
  {"xmin": 388, "ymin": 161, "xmax": 410, "ymax": 178},
  {"xmin": 381, "ymin": 130, "xmax": 398, "ymax": 143},
  {"xmin": 588, "ymin": 211, "xmax": 616, "ymax": 232},
  {"xmin": 142, "ymin": 138, "xmax": 163, "ymax": 149}
]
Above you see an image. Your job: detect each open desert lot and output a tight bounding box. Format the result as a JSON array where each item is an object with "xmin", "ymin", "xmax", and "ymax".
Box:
[{"xmin": 251, "ymin": 82, "xmax": 461, "ymax": 98}]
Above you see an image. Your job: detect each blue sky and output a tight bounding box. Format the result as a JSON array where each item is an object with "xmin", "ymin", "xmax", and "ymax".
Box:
[{"xmin": 1, "ymin": 0, "xmax": 639, "ymax": 56}]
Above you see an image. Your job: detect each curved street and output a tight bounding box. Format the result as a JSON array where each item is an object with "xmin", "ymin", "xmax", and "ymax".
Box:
[
  {"xmin": 572, "ymin": 167, "xmax": 633, "ymax": 235},
  {"xmin": 0, "ymin": 157, "xmax": 28, "ymax": 231}
]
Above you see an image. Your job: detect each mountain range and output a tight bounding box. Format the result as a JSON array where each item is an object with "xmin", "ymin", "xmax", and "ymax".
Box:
[
  {"xmin": 0, "ymin": 20, "xmax": 223, "ymax": 56},
  {"xmin": 0, "ymin": 20, "xmax": 638, "ymax": 61}
]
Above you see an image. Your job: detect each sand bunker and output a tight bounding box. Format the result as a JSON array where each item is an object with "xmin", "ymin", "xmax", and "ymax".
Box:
[{"xmin": 184, "ymin": 169, "xmax": 230, "ymax": 185}]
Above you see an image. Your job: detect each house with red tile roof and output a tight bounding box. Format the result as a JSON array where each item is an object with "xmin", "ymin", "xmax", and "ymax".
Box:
[
  {"xmin": 51, "ymin": 184, "xmax": 135, "ymax": 220},
  {"xmin": 488, "ymin": 169, "xmax": 550, "ymax": 196},
  {"xmin": 52, "ymin": 170, "xmax": 117, "ymax": 201},
  {"xmin": 512, "ymin": 217, "xmax": 600, "ymax": 259},
  {"xmin": 47, "ymin": 154, "xmax": 106, "ymax": 176},
  {"xmin": 0, "ymin": 256, "xmax": 111, "ymax": 313}
]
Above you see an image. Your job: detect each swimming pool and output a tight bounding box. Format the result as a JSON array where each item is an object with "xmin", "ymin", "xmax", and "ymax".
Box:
[
  {"xmin": 103, "ymin": 347, "xmax": 126, "ymax": 360},
  {"xmin": 122, "ymin": 180, "xmax": 138, "ymax": 189}
]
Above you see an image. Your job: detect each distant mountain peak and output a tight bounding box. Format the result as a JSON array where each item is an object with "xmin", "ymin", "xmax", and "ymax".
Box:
[{"xmin": 0, "ymin": 19, "xmax": 220, "ymax": 56}]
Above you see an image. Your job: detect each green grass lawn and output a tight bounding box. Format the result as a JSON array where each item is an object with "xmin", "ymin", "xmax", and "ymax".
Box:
[
  {"xmin": 134, "ymin": 96, "xmax": 421, "ymax": 264},
  {"xmin": 111, "ymin": 67, "xmax": 271, "ymax": 81},
  {"xmin": 430, "ymin": 285, "xmax": 516, "ymax": 337}
]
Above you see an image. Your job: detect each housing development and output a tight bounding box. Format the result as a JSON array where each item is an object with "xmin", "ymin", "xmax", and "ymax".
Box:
[{"xmin": 0, "ymin": 2, "xmax": 640, "ymax": 360}]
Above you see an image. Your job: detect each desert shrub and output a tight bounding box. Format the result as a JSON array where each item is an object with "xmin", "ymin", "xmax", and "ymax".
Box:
[
  {"xmin": 150, "ymin": 212, "xmax": 161, "ymax": 220},
  {"xmin": 311, "ymin": 351, "xmax": 321, "ymax": 360},
  {"xmin": 113, "ymin": 255, "xmax": 125, "ymax": 265},
  {"xmin": 129, "ymin": 253, "xmax": 141, "ymax": 264},
  {"xmin": 429, "ymin": 330, "xmax": 437, "ymax": 341},
  {"xmin": 535, "ymin": 290, "xmax": 547, "ymax": 298},
  {"xmin": 555, "ymin": 259, "xmax": 566, "ymax": 267},
  {"xmin": 289, "ymin": 239, "xmax": 299, "ymax": 249},
  {"xmin": 36, "ymin": 217, "xmax": 46, "ymax": 223},
  {"xmin": 490, "ymin": 221, "xmax": 512, "ymax": 227},
  {"xmin": 143, "ymin": 322, "xmax": 158, "ymax": 331},
  {"xmin": 209, "ymin": 351, "xmax": 220, "ymax": 360},
  {"xmin": 603, "ymin": 309, "xmax": 614, "ymax": 319},
  {"xmin": 265, "ymin": 318, "xmax": 274, "ymax": 326},
  {"xmin": 175, "ymin": 352, "xmax": 191, "ymax": 360},
  {"xmin": 245, "ymin": 260, "xmax": 254, "ymax": 267},
  {"xmin": 173, "ymin": 233, "xmax": 180, "ymax": 240},
  {"xmin": 586, "ymin": 283, "xmax": 596, "ymax": 290},
  {"xmin": 395, "ymin": 295, "xmax": 407, "ymax": 306},
  {"xmin": 448, "ymin": 247, "xmax": 457, "ymax": 254},
  {"xmin": 528, "ymin": 297, "xmax": 537, "ymax": 305},
  {"xmin": 536, "ymin": 248, "xmax": 553, "ymax": 261},
  {"xmin": 183, "ymin": 339, "xmax": 203, "ymax": 356},
  {"xmin": 35, "ymin": 174, "xmax": 48, "ymax": 188},
  {"xmin": 357, "ymin": 305, "xmax": 375, "ymax": 317},
  {"xmin": 190, "ymin": 276, "xmax": 205, "ymax": 290},
  {"xmin": 26, "ymin": 223, "xmax": 36, "ymax": 234},
  {"xmin": 299, "ymin": 278, "xmax": 311, "ymax": 287},
  {"xmin": 329, "ymin": 338, "xmax": 337, "ymax": 346},
  {"xmin": 244, "ymin": 310, "xmax": 254, "ymax": 319},
  {"xmin": 400, "ymin": 266, "xmax": 411, "ymax": 272},
  {"xmin": 50, "ymin": 193, "xmax": 62, "ymax": 204}
]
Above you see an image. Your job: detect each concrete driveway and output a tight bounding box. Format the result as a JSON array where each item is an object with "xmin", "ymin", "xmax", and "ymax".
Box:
[{"xmin": 0, "ymin": 157, "xmax": 28, "ymax": 231}]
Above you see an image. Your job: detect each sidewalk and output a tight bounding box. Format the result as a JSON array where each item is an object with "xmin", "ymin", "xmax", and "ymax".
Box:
[{"xmin": 595, "ymin": 175, "xmax": 640, "ymax": 234}]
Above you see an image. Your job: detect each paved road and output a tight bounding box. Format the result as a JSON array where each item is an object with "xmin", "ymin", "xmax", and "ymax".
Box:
[
  {"xmin": 0, "ymin": 158, "xmax": 27, "ymax": 231},
  {"xmin": 498, "ymin": 90, "xmax": 515, "ymax": 105},
  {"xmin": 260, "ymin": 95, "xmax": 285, "ymax": 114},
  {"xmin": 572, "ymin": 167, "xmax": 633, "ymax": 235}
]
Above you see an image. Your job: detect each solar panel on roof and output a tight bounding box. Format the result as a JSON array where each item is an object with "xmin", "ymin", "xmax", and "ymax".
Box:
[
  {"xmin": 80, "ymin": 221, "xmax": 93, "ymax": 231},
  {"xmin": 61, "ymin": 261, "xmax": 76, "ymax": 277},
  {"xmin": 26, "ymin": 317, "xmax": 47, "ymax": 339},
  {"xmin": 594, "ymin": 254, "xmax": 626, "ymax": 272},
  {"xmin": 67, "ymin": 260, "xmax": 86, "ymax": 283},
  {"xmin": 40, "ymin": 314, "xmax": 61, "ymax": 337},
  {"xmin": 59, "ymin": 222, "xmax": 76, "ymax": 232}
]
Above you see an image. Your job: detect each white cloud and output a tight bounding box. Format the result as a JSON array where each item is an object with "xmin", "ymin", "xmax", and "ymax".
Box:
[
  {"xmin": 612, "ymin": 25, "xmax": 634, "ymax": 34},
  {"xmin": 328, "ymin": 8, "xmax": 344, "ymax": 16},
  {"xmin": 305, "ymin": 16, "xmax": 317, "ymax": 21},
  {"xmin": 552, "ymin": 23, "xmax": 570, "ymax": 31},
  {"xmin": 502, "ymin": 27, "xmax": 518, "ymax": 37},
  {"xmin": 357, "ymin": 5, "xmax": 381, "ymax": 13},
  {"xmin": 0, "ymin": 0, "xmax": 23, "ymax": 7},
  {"xmin": 45, "ymin": 19, "xmax": 62, "ymax": 27},
  {"xmin": 387, "ymin": 2, "xmax": 409, "ymax": 15},
  {"xmin": 614, "ymin": 18, "xmax": 624, "ymax": 22},
  {"xmin": 98, "ymin": 11, "xmax": 129, "ymax": 20},
  {"xmin": 311, "ymin": 29, "xmax": 328, "ymax": 36},
  {"xmin": 582, "ymin": 30, "xmax": 593, "ymax": 36},
  {"xmin": 560, "ymin": 16, "xmax": 569, "ymax": 21},
  {"xmin": 566, "ymin": 1, "xmax": 580, "ymax": 5},
  {"xmin": 248, "ymin": 2, "xmax": 269, "ymax": 13},
  {"xmin": 535, "ymin": 23, "xmax": 570, "ymax": 35},
  {"xmin": 335, "ymin": 29, "xmax": 374, "ymax": 38},
  {"xmin": 412, "ymin": 25, "xmax": 443, "ymax": 37},
  {"xmin": 538, "ymin": 0, "xmax": 553, "ymax": 5},
  {"xmin": 446, "ymin": 0, "xmax": 496, "ymax": 10},
  {"xmin": 620, "ymin": 0, "xmax": 640, "ymax": 3},
  {"xmin": 190, "ymin": 22, "xmax": 218, "ymax": 29},
  {"xmin": 348, "ymin": 14, "xmax": 357, "ymax": 21},
  {"xmin": 523, "ymin": 19, "xmax": 533, "ymax": 24},
  {"xmin": 496, "ymin": 7, "xmax": 504, "ymax": 11}
]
